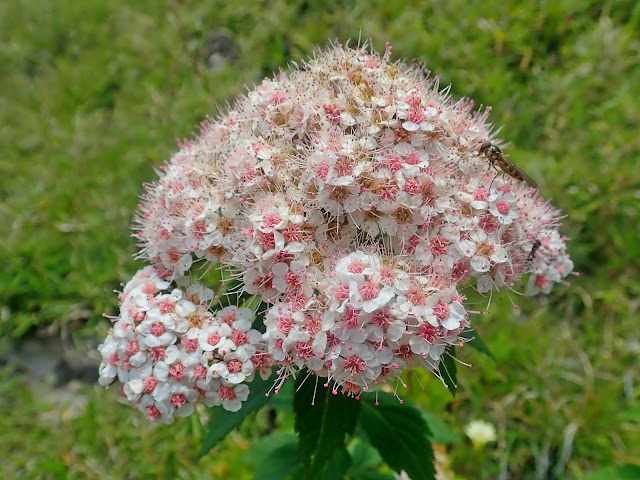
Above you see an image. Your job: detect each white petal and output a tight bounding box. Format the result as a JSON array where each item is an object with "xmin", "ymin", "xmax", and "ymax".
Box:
[
  {"xmin": 222, "ymin": 399, "xmax": 242, "ymax": 412},
  {"xmin": 470, "ymin": 256, "xmax": 490, "ymax": 272}
]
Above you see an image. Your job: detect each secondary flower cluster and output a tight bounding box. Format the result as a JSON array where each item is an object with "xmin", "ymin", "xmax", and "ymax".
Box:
[
  {"xmin": 99, "ymin": 42, "xmax": 572, "ymax": 422},
  {"xmin": 98, "ymin": 267, "xmax": 265, "ymax": 422}
]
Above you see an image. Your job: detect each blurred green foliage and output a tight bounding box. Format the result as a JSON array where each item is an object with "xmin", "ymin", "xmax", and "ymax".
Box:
[{"xmin": 1, "ymin": 0, "xmax": 638, "ymax": 478}]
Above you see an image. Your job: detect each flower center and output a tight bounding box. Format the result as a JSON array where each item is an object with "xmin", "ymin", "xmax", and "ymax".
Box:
[
  {"xmin": 394, "ymin": 207, "xmax": 413, "ymax": 224},
  {"xmin": 348, "ymin": 260, "xmax": 365, "ymax": 273},
  {"xmin": 231, "ymin": 330, "xmax": 248, "ymax": 345},
  {"xmin": 430, "ymin": 236, "xmax": 449, "ymax": 255},
  {"xmin": 218, "ymin": 385, "xmax": 235, "ymax": 401},
  {"xmin": 433, "ymin": 302, "xmax": 450, "ymax": 320},
  {"xmin": 150, "ymin": 322, "xmax": 165, "ymax": 336},
  {"xmin": 359, "ymin": 281, "xmax": 380, "ymax": 300},
  {"xmin": 407, "ymin": 286, "xmax": 427, "ymax": 306},
  {"xmin": 126, "ymin": 341, "xmax": 139, "ymax": 356},
  {"xmin": 344, "ymin": 308, "xmax": 360, "ymax": 328},
  {"xmin": 263, "ymin": 212, "xmax": 282, "ymax": 228},
  {"xmin": 182, "ymin": 337, "xmax": 198, "ymax": 352},
  {"xmin": 149, "ymin": 346, "xmax": 166, "ymax": 361},
  {"xmin": 315, "ymin": 161, "xmax": 330, "ymax": 180},
  {"xmin": 496, "ymin": 201, "xmax": 510, "ymax": 215},
  {"xmin": 170, "ymin": 363, "xmax": 185, "ymax": 380},
  {"xmin": 373, "ymin": 310, "xmax": 392, "ymax": 326},
  {"xmin": 535, "ymin": 275, "xmax": 549, "ymax": 288},
  {"xmin": 408, "ymin": 107, "xmax": 425, "ymax": 124},
  {"xmin": 296, "ymin": 342, "xmax": 314, "ymax": 359},
  {"xmin": 207, "ymin": 333, "xmax": 222, "ymax": 347},
  {"xmin": 404, "ymin": 178, "xmax": 422, "ymax": 194},
  {"xmin": 194, "ymin": 364, "xmax": 208, "ymax": 380},
  {"xmin": 330, "ymin": 186, "xmax": 349, "ymax": 202},
  {"xmin": 277, "ymin": 316, "xmax": 293, "ymax": 335},
  {"xmin": 405, "ymin": 151, "xmax": 420, "ymax": 165},
  {"xmin": 478, "ymin": 242, "xmax": 495, "ymax": 257},
  {"xmin": 143, "ymin": 376, "xmax": 158, "ymax": 393},
  {"xmin": 259, "ymin": 232, "xmax": 276, "ymax": 250},
  {"xmin": 335, "ymin": 157, "xmax": 355, "ymax": 176},
  {"xmin": 474, "ymin": 188, "xmax": 488, "ymax": 201},
  {"xmin": 146, "ymin": 405, "xmax": 161, "ymax": 420},
  {"xmin": 341, "ymin": 381, "xmax": 361, "ymax": 397},
  {"xmin": 344, "ymin": 355, "xmax": 366, "ymax": 375},
  {"xmin": 335, "ymin": 284, "xmax": 350, "ymax": 301},
  {"xmin": 171, "ymin": 393, "xmax": 187, "ymax": 408},
  {"xmin": 227, "ymin": 359, "xmax": 243, "ymax": 373},
  {"xmin": 158, "ymin": 299, "xmax": 176, "ymax": 313}
]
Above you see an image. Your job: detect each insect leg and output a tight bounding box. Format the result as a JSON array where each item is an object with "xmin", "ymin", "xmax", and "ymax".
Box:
[{"xmin": 488, "ymin": 165, "xmax": 501, "ymax": 192}]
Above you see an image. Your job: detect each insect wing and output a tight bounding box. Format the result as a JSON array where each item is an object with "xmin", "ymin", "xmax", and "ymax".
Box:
[{"xmin": 496, "ymin": 154, "xmax": 538, "ymax": 189}]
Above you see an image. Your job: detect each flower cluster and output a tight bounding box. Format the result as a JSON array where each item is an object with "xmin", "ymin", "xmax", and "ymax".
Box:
[
  {"xmin": 98, "ymin": 267, "xmax": 265, "ymax": 422},
  {"xmin": 99, "ymin": 42, "xmax": 572, "ymax": 421}
]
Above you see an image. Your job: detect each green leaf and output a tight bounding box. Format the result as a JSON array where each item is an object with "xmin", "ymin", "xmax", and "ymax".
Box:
[
  {"xmin": 349, "ymin": 438, "xmax": 383, "ymax": 472},
  {"xmin": 251, "ymin": 302, "xmax": 269, "ymax": 334},
  {"xmin": 421, "ymin": 411, "xmax": 461, "ymax": 444},
  {"xmin": 293, "ymin": 376, "xmax": 361, "ymax": 479},
  {"xmin": 438, "ymin": 349, "xmax": 458, "ymax": 397},
  {"xmin": 315, "ymin": 447, "xmax": 351, "ymax": 480},
  {"xmin": 584, "ymin": 465, "xmax": 640, "ymax": 480},
  {"xmin": 248, "ymin": 432, "xmax": 352, "ymax": 480},
  {"xmin": 348, "ymin": 439, "xmax": 395, "ymax": 480},
  {"xmin": 460, "ymin": 329, "xmax": 495, "ymax": 360},
  {"xmin": 354, "ymin": 472, "xmax": 397, "ymax": 480},
  {"xmin": 216, "ymin": 277, "xmax": 252, "ymax": 309},
  {"xmin": 359, "ymin": 392, "xmax": 435, "ymax": 480},
  {"xmin": 247, "ymin": 431, "xmax": 303, "ymax": 480},
  {"xmin": 199, "ymin": 373, "xmax": 273, "ymax": 458},
  {"xmin": 270, "ymin": 379, "xmax": 295, "ymax": 413}
]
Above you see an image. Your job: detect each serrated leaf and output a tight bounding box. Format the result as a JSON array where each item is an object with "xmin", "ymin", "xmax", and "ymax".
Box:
[
  {"xmin": 270, "ymin": 379, "xmax": 295, "ymax": 413},
  {"xmin": 314, "ymin": 447, "xmax": 351, "ymax": 480},
  {"xmin": 247, "ymin": 432, "xmax": 303, "ymax": 480},
  {"xmin": 421, "ymin": 411, "xmax": 461, "ymax": 444},
  {"xmin": 294, "ymin": 376, "xmax": 361, "ymax": 479},
  {"xmin": 199, "ymin": 373, "xmax": 273, "ymax": 458},
  {"xmin": 355, "ymin": 472, "xmax": 397, "ymax": 480},
  {"xmin": 460, "ymin": 329, "xmax": 495, "ymax": 360},
  {"xmin": 438, "ymin": 349, "xmax": 457, "ymax": 397},
  {"xmin": 348, "ymin": 439, "xmax": 395, "ymax": 480},
  {"xmin": 360, "ymin": 392, "xmax": 435, "ymax": 480},
  {"xmin": 349, "ymin": 438, "xmax": 383, "ymax": 472}
]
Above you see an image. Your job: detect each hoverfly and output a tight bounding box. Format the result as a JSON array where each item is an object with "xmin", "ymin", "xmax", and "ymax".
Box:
[
  {"xmin": 526, "ymin": 239, "xmax": 542, "ymax": 264},
  {"xmin": 479, "ymin": 142, "xmax": 538, "ymax": 189}
]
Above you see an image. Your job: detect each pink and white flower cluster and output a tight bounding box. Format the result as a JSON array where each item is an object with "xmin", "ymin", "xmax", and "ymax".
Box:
[
  {"xmin": 98, "ymin": 267, "xmax": 265, "ymax": 422},
  {"xmin": 99, "ymin": 42, "xmax": 572, "ymax": 421}
]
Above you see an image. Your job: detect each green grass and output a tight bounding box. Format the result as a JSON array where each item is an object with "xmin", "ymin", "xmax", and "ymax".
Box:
[{"xmin": 1, "ymin": 0, "xmax": 639, "ymax": 478}]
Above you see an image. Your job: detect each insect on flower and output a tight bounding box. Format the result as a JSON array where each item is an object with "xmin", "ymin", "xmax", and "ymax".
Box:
[
  {"xmin": 527, "ymin": 239, "xmax": 542, "ymax": 264},
  {"xmin": 479, "ymin": 142, "xmax": 538, "ymax": 189}
]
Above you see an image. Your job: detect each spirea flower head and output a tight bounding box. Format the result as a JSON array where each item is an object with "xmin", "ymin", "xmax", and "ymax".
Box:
[{"xmin": 99, "ymin": 41, "xmax": 572, "ymax": 422}]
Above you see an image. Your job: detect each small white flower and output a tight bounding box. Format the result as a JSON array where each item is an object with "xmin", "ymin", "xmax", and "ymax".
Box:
[
  {"xmin": 465, "ymin": 419, "xmax": 497, "ymax": 449},
  {"xmin": 489, "ymin": 192, "xmax": 519, "ymax": 224}
]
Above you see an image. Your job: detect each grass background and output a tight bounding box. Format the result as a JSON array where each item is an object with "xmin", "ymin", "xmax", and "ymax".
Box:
[{"xmin": 1, "ymin": 0, "xmax": 639, "ymax": 478}]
